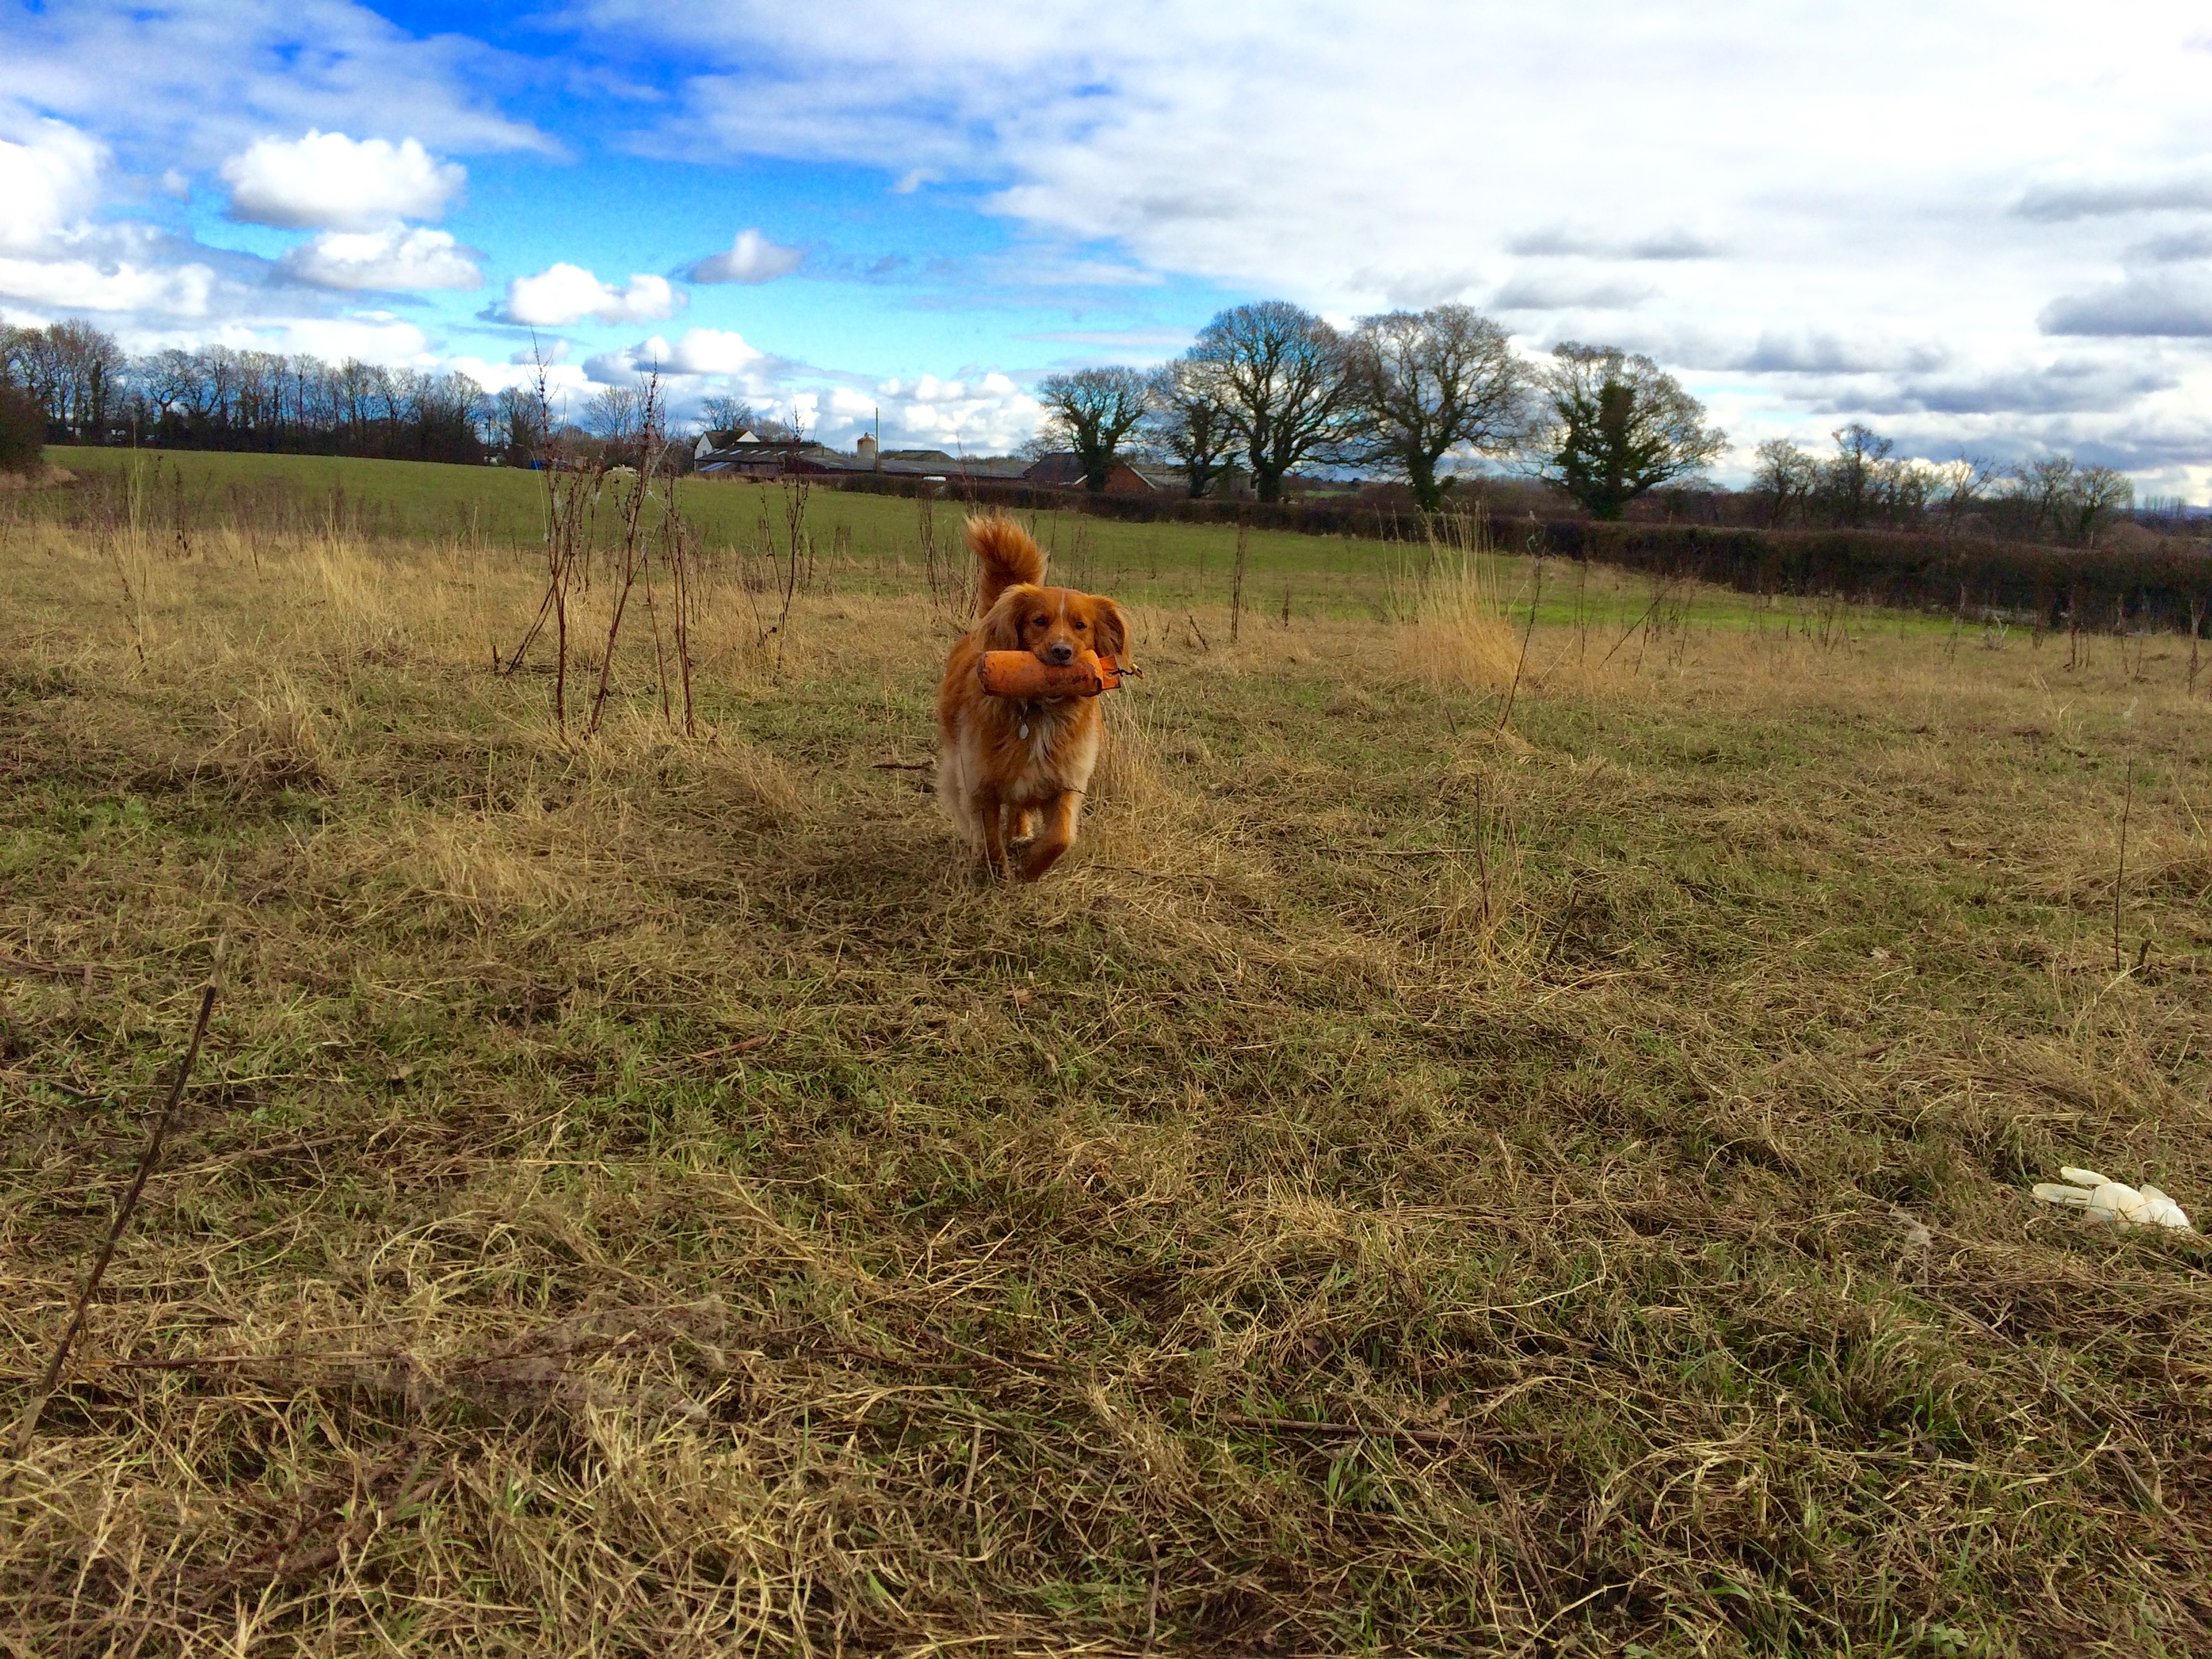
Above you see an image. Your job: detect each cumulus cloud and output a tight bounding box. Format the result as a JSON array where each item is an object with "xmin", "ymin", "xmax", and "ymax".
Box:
[
  {"xmin": 687, "ymin": 228, "xmax": 806, "ymax": 283},
  {"xmin": 2013, "ymin": 173, "xmax": 2212, "ymax": 222},
  {"xmin": 500, "ymin": 264, "xmax": 682, "ymax": 325},
  {"xmin": 1826, "ymin": 359, "xmax": 2178, "ymax": 417},
  {"xmin": 0, "ymin": 253, "xmax": 218, "ymax": 316},
  {"xmin": 0, "ymin": 1, "xmax": 552, "ymax": 167},
  {"xmin": 222, "ymin": 131, "xmax": 466, "ymax": 230},
  {"xmin": 262, "ymin": 313, "xmax": 432, "ymax": 363},
  {"xmin": 0, "ymin": 120, "xmax": 107, "ymax": 251},
  {"xmin": 1490, "ymin": 274, "xmax": 1652, "ymax": 312},
  {"xmin": 1506, "ymin": 226, "xmax": 1723, "ymax": 260},
  {"xmin": 281, "ymin": 226, "xmax": 482, "ymax": 290},
  {"xmin": 558, "ymin": 0, "xmax": 2212, "ymax": 474},
  {"xmin": 584, "ymin": 327, "xmax": 769, "ymax": 384},
  {"xmin": 872, "ymin": 370, "xmax": 1040, "ymax": 452},
  {"xmin": 2129, "ymin": 228, "xmax": 2212, "ymax": 263},
  {"xmin": 1707, "ymin": 331, "xmax": 1950, "ymax": 375},
  {"xmin": 2040, "ymin": 276, "xmax": 2212, "ymax": 339}
]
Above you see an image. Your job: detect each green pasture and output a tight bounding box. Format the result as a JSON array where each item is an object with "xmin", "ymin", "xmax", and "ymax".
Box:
[{"xmin": 37, "ymin": 445, "xmax": 1980, "ymax": 641}]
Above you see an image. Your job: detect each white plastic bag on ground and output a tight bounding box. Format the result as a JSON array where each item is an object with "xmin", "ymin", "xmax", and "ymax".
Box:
[{"xmin": 2032, "ymin": 1167, "xmax": 2193, "ymax": 1232}]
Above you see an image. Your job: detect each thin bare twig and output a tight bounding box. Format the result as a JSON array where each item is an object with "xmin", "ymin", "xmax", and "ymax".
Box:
[
  {"xmin": 7, "ymin": 981, "xmax": 218, "ymax": 1482},
  {"xmin": 1496, "ymin": 556, "xmax": 1542, "ymax": 732},
  {"xmin": 2114, "ymin": 754, "xmax": 2134, "ymax": 972}
]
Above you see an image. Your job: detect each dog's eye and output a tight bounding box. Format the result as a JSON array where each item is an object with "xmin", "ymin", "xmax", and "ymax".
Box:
[
  {"xmin": 1073, "ymin": 619, "xmax": 1088, "ymax": 630},
  {"xmin": 1031, "ymin": 616, "xmax": 1048, "ymax": 628}
]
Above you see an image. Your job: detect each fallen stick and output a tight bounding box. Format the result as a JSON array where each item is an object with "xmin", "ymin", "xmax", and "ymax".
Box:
[
  {"xmin": 5, "ymin": 982, "xmax": 218, "ymax": 1485},
  {"xmin": 1217, "ymin": 1412, "xmax": 1467, "ymax": 1448},
  {"xmin": 0, "ymin": 951, "xmax": 115, "ymax": 983}
]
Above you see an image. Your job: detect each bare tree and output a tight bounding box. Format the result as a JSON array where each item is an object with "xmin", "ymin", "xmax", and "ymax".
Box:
[
  {"xmin": 1932, "ymin": 454, "xmax": 2001, "ymax": 538},
  {"xmin": 584, "ymin": 385, "xmax": 646, "ymax": 444},
  {"xmin": 1187, "ymin": 301, "xmax": 1359, "ymax": 503},
  {"xmin": 1036, "ymin": 366, "xmax": 1150, "ymax": 491},
  {"xmin": 1751, "ymin": 438, "xmax": 1818, "ymax": 527},
  {"xmin": 1529, "ymin": 344, "xmax": 1725, "ymax": 520},
  {"xmin": 1142, "ymin": 360, "xmax": 1237, "ymax": 497},
  {"xmin": 1345, "ymin": 304, "xmax": 1524, "ymax": 512},
  {"xmin": 698, "ymin": 394, "xmax": 758, "ymax": 438},
  {"xmin": 0, "ymin": 321, "xmax": 124, "ymax": 438},
  {"xmin": 1820, "ymin": 423, "xmax": 1893, "ymax": 528},
  {"xmin": 2017, "ymin": 455, "xmax": 2079, "ymax": 539},
  {"xmin": 2066, "ymin": 465, "xmax": 2134, "ymax": 544}
]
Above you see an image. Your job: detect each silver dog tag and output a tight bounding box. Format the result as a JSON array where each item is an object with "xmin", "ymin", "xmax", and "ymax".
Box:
[{"xmin": 1018, "ymin": 722, "xmax": 1029, "ymax": 739}]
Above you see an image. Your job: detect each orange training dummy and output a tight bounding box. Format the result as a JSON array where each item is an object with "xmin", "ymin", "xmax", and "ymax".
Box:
[{"xmin": 976, "ymin": 649, "xmax": 1129, "ymax": 700}]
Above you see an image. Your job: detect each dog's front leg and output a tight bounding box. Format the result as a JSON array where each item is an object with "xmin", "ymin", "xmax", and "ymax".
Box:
[
  {"xmin": 1020, "ymin": 789, "xmax": 1084, "ymax": 881},
  {"xmin": 977, "ymin": 787, "xmax": 1013, "ymax": 878}
]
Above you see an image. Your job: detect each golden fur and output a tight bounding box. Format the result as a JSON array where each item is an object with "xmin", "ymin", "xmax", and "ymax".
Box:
[{"xmin": 936, "ymin": 514, "xmax": 1130, "ymax": 880}]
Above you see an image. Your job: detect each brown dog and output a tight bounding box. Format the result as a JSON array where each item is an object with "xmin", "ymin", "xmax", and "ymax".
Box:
[{"xmin": 936, "ymin": 514, "xmax": 1129, "ymax": 880}]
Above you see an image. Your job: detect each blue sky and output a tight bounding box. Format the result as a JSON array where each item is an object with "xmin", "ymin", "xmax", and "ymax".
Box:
[{"xmin": 5, "ymin": 1, "xmax": 2212, "ymax": 490}]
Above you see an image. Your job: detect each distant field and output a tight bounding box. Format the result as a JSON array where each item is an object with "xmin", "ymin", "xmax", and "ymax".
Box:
[
  {"xmin": 3, "ymin": 462, "xmax": 2209, "ymax": 1654},
  {"xmin": 43, "ymin": 446, "xmax": 1420, "ymax": 610},
  {"xmin": 41, "ymin": 446, "xmax": 1978, "ymax": 641}
]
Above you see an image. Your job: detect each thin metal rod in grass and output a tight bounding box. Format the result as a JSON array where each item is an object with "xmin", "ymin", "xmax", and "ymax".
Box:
[{"xmin": 4, "ymin": 981, "xmax": 217, "ymax": 1490}]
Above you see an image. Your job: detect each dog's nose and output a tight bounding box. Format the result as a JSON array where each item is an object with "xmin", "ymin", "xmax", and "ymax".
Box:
[{"xmin": 1044, "ymin": 641, "xmax": 1076, "ymax": 665}]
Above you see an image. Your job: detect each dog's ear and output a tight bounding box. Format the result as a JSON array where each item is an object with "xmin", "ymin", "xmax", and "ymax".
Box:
[
  {"xmin": 1088, "ymin": 597, "xmax": 1130, "ymax": 663},
  {"xmin": 981, "ymin": 586, "xmax": 1033, "ymax": 651}
]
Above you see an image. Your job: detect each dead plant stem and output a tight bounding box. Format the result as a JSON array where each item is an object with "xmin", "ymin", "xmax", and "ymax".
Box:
[{"xmin": 7, "ymin": 982, "xmax": 218, "ymax": 1484}]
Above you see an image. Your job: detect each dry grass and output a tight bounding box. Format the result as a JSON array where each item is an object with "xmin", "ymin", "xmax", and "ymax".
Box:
[
  {"xmin": 1392, "ymin": 518, "xmax": 1527, "ymax": 694},
  {"xmin": 3, "ymin": 512, "xmax": 2211, "ymax": 1657}
]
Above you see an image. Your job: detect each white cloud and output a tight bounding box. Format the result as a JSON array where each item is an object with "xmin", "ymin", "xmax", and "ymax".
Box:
[
  {"xmin": 663, "ymin": 328, "xmax": 766, "ymax": 374},
  {"xmin": 869, "ymin": 369, "xmax": 1039, "ymax": 453},
  {"xmin": 0, "ymin": 120, "xmax": 107, "ymax": 251},
  {"xmin": 260, "ymin": 313, "xmax": 432, "ymax": 362},
  {"xmin": 443, "ymin": 354, "xmax": 592, "ymax": 403},
  {"xmin": 501, "ymin": 264, "xmax": 682, "ymax": 325},
  {"xmin": 281, "ymin": 226, "xmax": 482, "ymax": 290},
  {"xmin": 222, "ymin": 130, "xmax": 466, "ymax": 230},
  {"xmin": 0, "ymin": 253, "xmax": 217, "ymax": 316},
  {"xmin": 1490, "ymin": 274, "xmax": 1654, "ymax": 312},
  {"xmin": 569, "ymin": 0, "xmax": 2212, "ymax": 472},
  {"xmin": 0, "ymin": 1, "xmax": 552, "ymax": 167},
  {"xmin": 583, "ymin": 327, "xmax": 768, "ymax": 384},
  {"xmin": 687, "ymin": 228, "xmax": 805, "ymax": 284}
]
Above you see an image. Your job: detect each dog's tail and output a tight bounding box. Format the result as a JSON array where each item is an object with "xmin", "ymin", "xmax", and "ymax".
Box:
[{"xmin": 966, "ymin": 513, "xmax": 1047, "ymax": 609}]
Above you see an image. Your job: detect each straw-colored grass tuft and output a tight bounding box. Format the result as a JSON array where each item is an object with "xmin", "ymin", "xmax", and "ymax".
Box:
[{"xmin": 1393, "ymin": 520, "xmax": 1525, "ymax": 692}]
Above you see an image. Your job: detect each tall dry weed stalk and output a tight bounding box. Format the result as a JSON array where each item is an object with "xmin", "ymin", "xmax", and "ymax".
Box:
[
  {"xmin": 1229, "ymin": 519, "xmax": 1250, "ymax": 644},
  {"xmin": 499, "ymin": 364, "xmax": 706, "ymax": 733},
  {"xmin": 104, "ymin": 455, "xmax": 156, "ymax": 663},
  {"xmin": 918, "ymin": 486, "xmax": 975, "ymax": 630},
  {"xmin": 1395, "ymin": 512, "xmax": 1522, "ymax": 693}
]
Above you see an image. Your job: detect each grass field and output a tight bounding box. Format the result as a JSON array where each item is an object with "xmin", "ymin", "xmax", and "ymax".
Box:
[
  {"xmin": 42, "ymin": 447, "xmax": 1430, "ymax": 617},
  {"xmin": 3, "ymin": 461, "xmax": 2210, "ymax": 1656}
]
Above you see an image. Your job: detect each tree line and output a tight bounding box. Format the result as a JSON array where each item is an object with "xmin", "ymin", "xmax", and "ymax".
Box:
[
  {"xmin": 2, "ymin": 319, "xmax": 494, "ymax": 464},
  {"xmin": 1036, "ymin": 301, "xmax": 2148, "ymax": 544},
  {"xmin": 3, "ymin": 310, "xmax": 2154, "ymax": 546},
  {"xmin": 1036, "ymin": 300, "xmax": 1725, "ymax": 516},
  {"xmin": 1746, "ymin": 428, "xmax": 2136, "ymax": 544}
]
